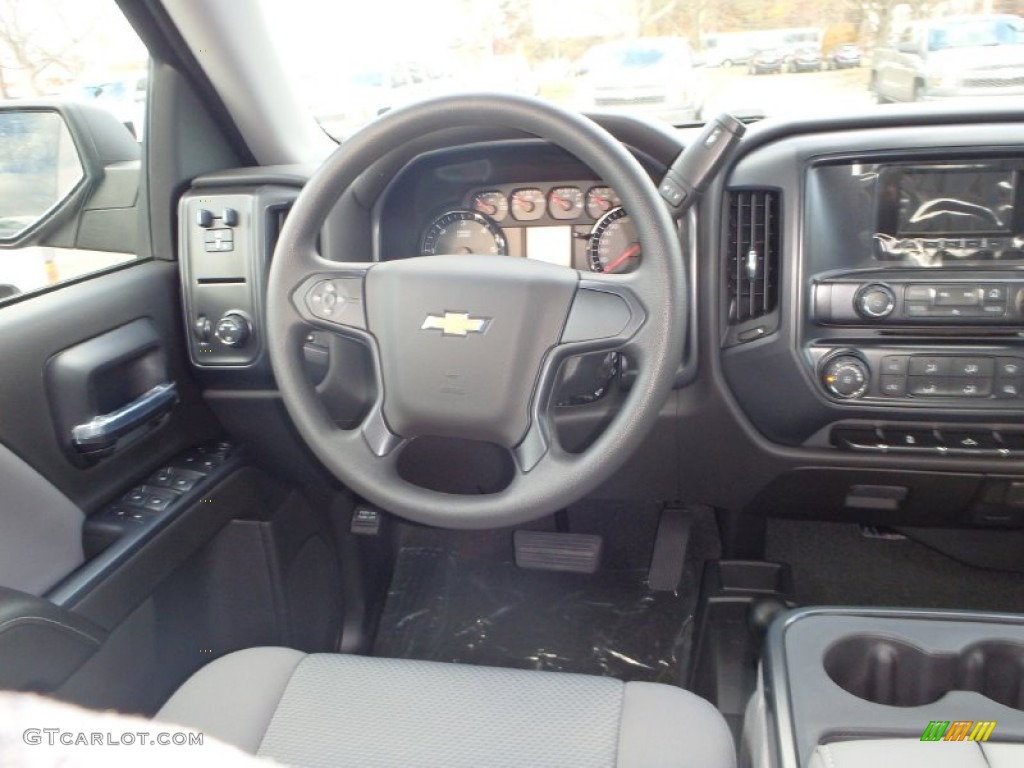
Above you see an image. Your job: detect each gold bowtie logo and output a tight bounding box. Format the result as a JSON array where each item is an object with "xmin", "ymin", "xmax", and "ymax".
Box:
[{"xmin": 420, "ymin": 312, "xmax": 491, "ymax": 337}]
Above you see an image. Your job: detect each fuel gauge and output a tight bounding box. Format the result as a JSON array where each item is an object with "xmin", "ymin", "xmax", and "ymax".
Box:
[{"xmin": 472, "ymin": 190, "xmax": 508, "ymax": 222}]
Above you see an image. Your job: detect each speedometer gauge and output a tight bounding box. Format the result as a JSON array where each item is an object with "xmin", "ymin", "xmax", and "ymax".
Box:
[
  {"xmin": 588, "ymin": 207, "xmax": 640, "ymax": 274},
  {"xmin": 421, "ymin": 210, "xmax": 508, "ymax": 256}
]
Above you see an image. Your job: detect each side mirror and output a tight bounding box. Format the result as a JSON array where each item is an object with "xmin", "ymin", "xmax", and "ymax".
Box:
[
  {"xmin": 0, "ymin": 102, "xmax": 139, "ymax": 251},
  {"xmin": 0, "ymin": 111, "xmax": 85, "ymax": 242}
]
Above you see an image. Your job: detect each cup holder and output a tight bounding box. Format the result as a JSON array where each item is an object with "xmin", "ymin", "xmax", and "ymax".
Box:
[{"xmin": 824, "ymin": 636, "xmax": 1024, "ymax": 710}]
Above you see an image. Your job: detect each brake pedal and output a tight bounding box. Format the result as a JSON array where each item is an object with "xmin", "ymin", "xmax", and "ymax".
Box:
[{"xmin": 514, "ymin": 530, "xmax": 602, "ymax": 574}]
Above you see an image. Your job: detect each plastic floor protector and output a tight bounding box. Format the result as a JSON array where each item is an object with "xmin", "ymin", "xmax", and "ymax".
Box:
[{"xmin": 372, "ymin": 546, "xmax": 697, "ymax": 684}]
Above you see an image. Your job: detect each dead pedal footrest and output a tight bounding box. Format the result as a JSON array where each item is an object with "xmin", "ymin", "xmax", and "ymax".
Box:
[{"xmin": 513, "ymin": 530, "xmax": 603, "ymax": 574}]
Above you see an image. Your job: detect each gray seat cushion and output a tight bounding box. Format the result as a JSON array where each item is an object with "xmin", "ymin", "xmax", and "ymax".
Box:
[{"xmin": 158, "ymin": 647, "xmax": 736, "ymax": 768}]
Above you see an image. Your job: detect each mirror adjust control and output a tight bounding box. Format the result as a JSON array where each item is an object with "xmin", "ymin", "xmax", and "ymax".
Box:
[{"xmin": 214, "ymin": 313, "xmax": 251, "ymax": 347}]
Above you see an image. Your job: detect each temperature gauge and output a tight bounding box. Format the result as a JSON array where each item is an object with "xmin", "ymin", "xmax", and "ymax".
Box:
[{"xmin": 510, "ymin": 188, "xmax": 545, "ymax": 221}]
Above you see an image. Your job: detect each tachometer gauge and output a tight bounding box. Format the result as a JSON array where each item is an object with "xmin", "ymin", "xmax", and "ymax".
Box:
[
  {"xmin": 548, "ymin": 186, "xmax": 584, "ymax": 219},
  {"xmin": 421, "ymin": 210, "xmax": 508, "ymax": 256},
  {"xmin": 510, "ymin": 188, "xmax": 545, "ymax": 221},
  {"xmin": 588, "ymin": 207, "xmax": 640, "ymax": 274},
  {"xmin": 585, "ymin": 186, "xmax": 620, "ymax": 219},
  {"xmin": 472, "ymin": 191, "xmax": 508, "ymax": 222}
]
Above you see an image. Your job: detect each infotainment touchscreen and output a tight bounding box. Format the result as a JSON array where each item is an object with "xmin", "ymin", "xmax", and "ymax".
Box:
[
  {"xmin": 895, "ymin": 167, "xmax": 1016, "ymax": 236},
  {"xmin": 872, "ymin": 161, "xmax": 1023, "ymax": 261}
]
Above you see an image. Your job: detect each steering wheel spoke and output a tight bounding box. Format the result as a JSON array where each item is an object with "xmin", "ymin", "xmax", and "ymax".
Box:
[{"xmin": 558, "ymin": 276, "xmax": 646, "ymax": 355}]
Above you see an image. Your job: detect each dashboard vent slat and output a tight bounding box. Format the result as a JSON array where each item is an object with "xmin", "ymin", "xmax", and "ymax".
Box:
[{"xmin": 727, "ymin": 189, "xmax": 779, "ymax": 325}]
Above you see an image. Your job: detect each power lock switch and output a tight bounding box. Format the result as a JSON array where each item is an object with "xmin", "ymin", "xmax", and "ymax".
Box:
[{"xmin": 660, "ymin": 113, "xmax": 746, "ymax": 215}]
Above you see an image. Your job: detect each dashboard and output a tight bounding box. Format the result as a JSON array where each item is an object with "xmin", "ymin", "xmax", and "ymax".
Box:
[{"xmin": 177, "ymin": 109, "xmax": 1024, "ymax": 530}]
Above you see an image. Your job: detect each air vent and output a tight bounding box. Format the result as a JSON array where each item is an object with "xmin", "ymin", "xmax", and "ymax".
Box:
[{"xmin": 726, "ymin": 189, "xmax": 779, "ymax": 325}]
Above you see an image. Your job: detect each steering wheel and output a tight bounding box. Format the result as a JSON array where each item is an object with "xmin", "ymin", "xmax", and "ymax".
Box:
[{"xmin": 266, "ymin": 93, "xmax": 686, "ymax": 529}]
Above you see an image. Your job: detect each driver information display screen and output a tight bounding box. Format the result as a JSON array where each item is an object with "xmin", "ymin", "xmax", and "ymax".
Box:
[{"xmin": 524, "ymin": 226, "xmax": 573, "ymax": 267}]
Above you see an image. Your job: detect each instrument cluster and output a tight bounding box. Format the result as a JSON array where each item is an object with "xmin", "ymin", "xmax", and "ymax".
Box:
[{"xmin": 419, "ymin": 181, "xmax": 641, "ymax": 274}]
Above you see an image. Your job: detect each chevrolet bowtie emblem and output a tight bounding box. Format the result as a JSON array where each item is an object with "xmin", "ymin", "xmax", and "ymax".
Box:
[{"xmin": 420, "ymin": 312, "xmax": 491, "ymax": 337}]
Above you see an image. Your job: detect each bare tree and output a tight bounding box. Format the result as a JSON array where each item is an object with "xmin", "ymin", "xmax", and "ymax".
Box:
[{"xmin": 0, "ymin": 0, "xmax": 92, "ymax": 97}]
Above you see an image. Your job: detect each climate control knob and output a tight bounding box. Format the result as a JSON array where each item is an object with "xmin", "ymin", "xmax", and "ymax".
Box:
[
  {"xmin": 822, "ymin": 356, "xmax": 869, "ymax": 399},
  {"xmin": 854, "ymin": 283, "xmax": 896, "ymax": 319},
  {"xmin": 214, "ymin": 313, "xmax": 251, "ymax": 347}
]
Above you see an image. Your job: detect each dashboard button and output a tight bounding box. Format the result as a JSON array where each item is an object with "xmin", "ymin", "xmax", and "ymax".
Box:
[
  {"xmin": 882, "ymin": 428, "xmax": 940, "ymax": 449},
  {"xmin": 998, "ymin": 358, "xmax": 1024, "ymax": 377},
  {"xmin": 983, "ymin": 285, "xmax": 1007, "ymax": 302},
  {"xmin": 879, "ymin": 375, "xmax": 907, "ymax": 397},
  {"xmin": 908, "ymin": 377, "xmax": 947, "ymax": 396},
  {"xmin": 981, "ymin": 304, "xmax": 1007, "ymax": 317},
  {"xmin": 909, "ymin": 357, "xmax": 950, "ymax": 376},
  {"xmin": 949, "ymin": 357, "xmax": 994, "ymax": 377},
  {"xmin": 995, "ymin": 379, "xmax": 1022, "ymax": 398},
  {"xmin": 905, "ymin": 302, "xmax": 931, "ymax": 316},
  {"xmin": 948, "ymin": 378, "xmax": 992, "ymax": 397},
  {"xmin": 941, "ymin": 430, "xmax": 999, "ymax": 451},
  {"xmin": 905, "ymin": 285, "xmax": 935, "ymax": 302},
  {"xmin": 881, "ymin": 355, "xmax": 909, "ymax": 375},
  {"xmin": 934, "ymin": 285, "xmax": 981, "ymax": 306}
]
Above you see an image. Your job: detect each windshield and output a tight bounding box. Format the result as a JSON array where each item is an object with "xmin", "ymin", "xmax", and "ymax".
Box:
[{"xmin": 261, "ymin": 2, "xmax": 1024, "ymax": 137}]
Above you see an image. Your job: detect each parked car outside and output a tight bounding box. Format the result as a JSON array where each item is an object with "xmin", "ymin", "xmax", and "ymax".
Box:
[
  {"xmin": 871, "ymin": 14, "xmax": 1024, "ymax": 102},
  {"xmin": 787, "ymin": 47, "xmax": 824, "ymax": 72},
  {"xmin": 572, "ymin": 37, "xmax": 705, "ymax": 124},
  {"xmin": 826, "ymin": 43, "xmax": 862, "ymax": 69},
  {"xmin": 748, "ymin": 48, "xmax": 785, "ymax": 75}
]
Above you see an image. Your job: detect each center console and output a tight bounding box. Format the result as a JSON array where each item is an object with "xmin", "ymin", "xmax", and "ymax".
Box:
[{"xmin": 746, "ymin": 607, "xmax": 1024, "ymax": 768}]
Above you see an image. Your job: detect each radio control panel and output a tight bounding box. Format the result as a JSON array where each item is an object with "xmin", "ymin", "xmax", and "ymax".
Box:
[{"xmin": 814, "ymin": 280, "xmax": 1019, "ymax": 325}]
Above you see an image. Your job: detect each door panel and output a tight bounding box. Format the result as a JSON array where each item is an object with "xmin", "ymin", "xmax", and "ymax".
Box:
[{"xmin": 0, "ymin": 260, "xmax": 218, "ymax": 514}]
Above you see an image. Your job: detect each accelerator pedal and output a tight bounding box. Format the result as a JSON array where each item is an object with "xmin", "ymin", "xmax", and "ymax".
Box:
[{"xmin": 513, "ymin": 530, "xmax": 603, "ymax": 574}]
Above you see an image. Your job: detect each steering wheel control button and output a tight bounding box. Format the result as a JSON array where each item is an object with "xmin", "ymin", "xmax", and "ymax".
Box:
[
  {"xmin": 854, "ymin": 284, "xmax": 896, "ymax": 319},
  {"xmin": 214, "ymin": 313, "xmax": 251, "ymax": 347},
  {"xmin": 821, "ymin": 356, "xmax": 869, "ymax": 399},
  {"xmin": 305, "ymin": 278, "xmax": 365, "ymax": 329}
]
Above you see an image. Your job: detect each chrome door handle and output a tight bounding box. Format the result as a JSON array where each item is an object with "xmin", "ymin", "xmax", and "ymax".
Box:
[{"xmin": 71, "ymin": 382, "xmax": 178, "ymax": 453}]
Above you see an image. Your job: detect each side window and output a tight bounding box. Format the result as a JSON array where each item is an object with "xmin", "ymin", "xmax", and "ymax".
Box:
[{"xmin": 0, "ymin": 0, "xmax": 147, "ymax": 304}]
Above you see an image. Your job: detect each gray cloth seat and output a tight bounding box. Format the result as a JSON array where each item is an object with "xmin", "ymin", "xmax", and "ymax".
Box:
[
  {"xmin": 808, "ymin": 739, "xmax": 1021, "ymax": 768},
  {"xmin": 158, "ymin": 647, "xmax": 736, "ymax": 768}
]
